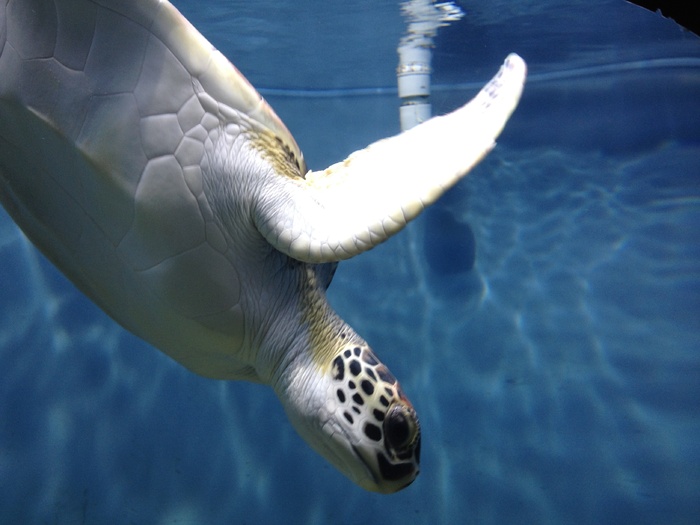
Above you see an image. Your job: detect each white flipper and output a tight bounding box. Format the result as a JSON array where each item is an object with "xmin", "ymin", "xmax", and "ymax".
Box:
[{"xmin": 255, "ymin": 54, "xmax": 526, "ymax": 263}]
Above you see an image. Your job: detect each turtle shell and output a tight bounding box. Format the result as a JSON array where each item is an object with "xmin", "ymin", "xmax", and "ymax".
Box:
[{"xmin": 0, "ymin": 0, "xmax": 303, "ymax": 380}]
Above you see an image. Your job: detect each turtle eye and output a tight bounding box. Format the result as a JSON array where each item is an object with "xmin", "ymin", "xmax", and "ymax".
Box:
[{"xmin": 383, "ymin": 404, "xmax": 419, "ymax": 454}]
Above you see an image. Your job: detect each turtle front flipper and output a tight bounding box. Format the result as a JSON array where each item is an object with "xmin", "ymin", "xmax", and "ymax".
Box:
[{"xmin": 254, "ymin": 54, "xmax": 527, "ymax": 263}]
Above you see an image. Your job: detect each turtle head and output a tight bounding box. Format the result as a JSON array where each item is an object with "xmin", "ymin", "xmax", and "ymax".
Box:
[
  {"xmin": 276, "ymin": 343, "xmax": 420, "ymax": 493},
  {"xmin": 324, "ymin": 345, "xmax": 421, "ymax": 493}
]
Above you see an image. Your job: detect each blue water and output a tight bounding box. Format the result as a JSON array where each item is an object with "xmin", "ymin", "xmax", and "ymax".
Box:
[{"xmin": 1, "ymin": 1, "xmax": 699, "ymax": 524}]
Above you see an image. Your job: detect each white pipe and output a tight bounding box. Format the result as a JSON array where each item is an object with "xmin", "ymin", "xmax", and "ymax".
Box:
[{"xmin": 397, "ymin": 1, "xmax": 464, "ymax": 131}]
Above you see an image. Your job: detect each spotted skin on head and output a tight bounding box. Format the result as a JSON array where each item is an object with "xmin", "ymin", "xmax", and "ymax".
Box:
[{"xmin": 330, "ymin": 345, "xmax": 420, "ymax": 487}]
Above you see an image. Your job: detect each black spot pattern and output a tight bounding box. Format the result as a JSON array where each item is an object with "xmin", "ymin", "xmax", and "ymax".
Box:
[
  {"xmin": 330, "ymin": 347, "xmax": 419, "ymax": 486},
  {"xmin": 376, "ymin": 366, "xmax": 396, "ymax": 385},
  {"xmin": 349, "ymin": 360, "xmax": 361, "ymax": 376},
  {"xmin": 364, "ymin": 423, "xmax": 382, "ymax": 442},
  {"xmin": 332, "ymin": 356, "xmax": 344, "ymax": 380},
  {"xmin": 332, "ymin": 347, "xmax": 413, "ymax": 448}
]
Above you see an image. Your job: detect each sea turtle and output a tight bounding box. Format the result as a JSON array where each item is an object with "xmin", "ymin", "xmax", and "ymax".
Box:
[{"xmin": 0, "ymin": 0, "xmax": 525, "ymax": 492}]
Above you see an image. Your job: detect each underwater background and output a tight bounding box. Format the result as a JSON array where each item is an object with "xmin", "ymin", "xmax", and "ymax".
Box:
[{"xmin": 0, "ymin": 0, "xmax": 698, "ymax": 523}]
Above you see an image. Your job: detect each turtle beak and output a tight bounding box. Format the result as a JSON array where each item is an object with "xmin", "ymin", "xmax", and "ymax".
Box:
[
  {"xmin": 318, "ymin": 419, "xmax": 380, "ymax": 488},
  {"xmin": 350, "ymin": 437, "xmax": 420, "ymax": 494},
  {"xmin": 318, "ymin": 406, "xmax": 420, "ymax": 493}
]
